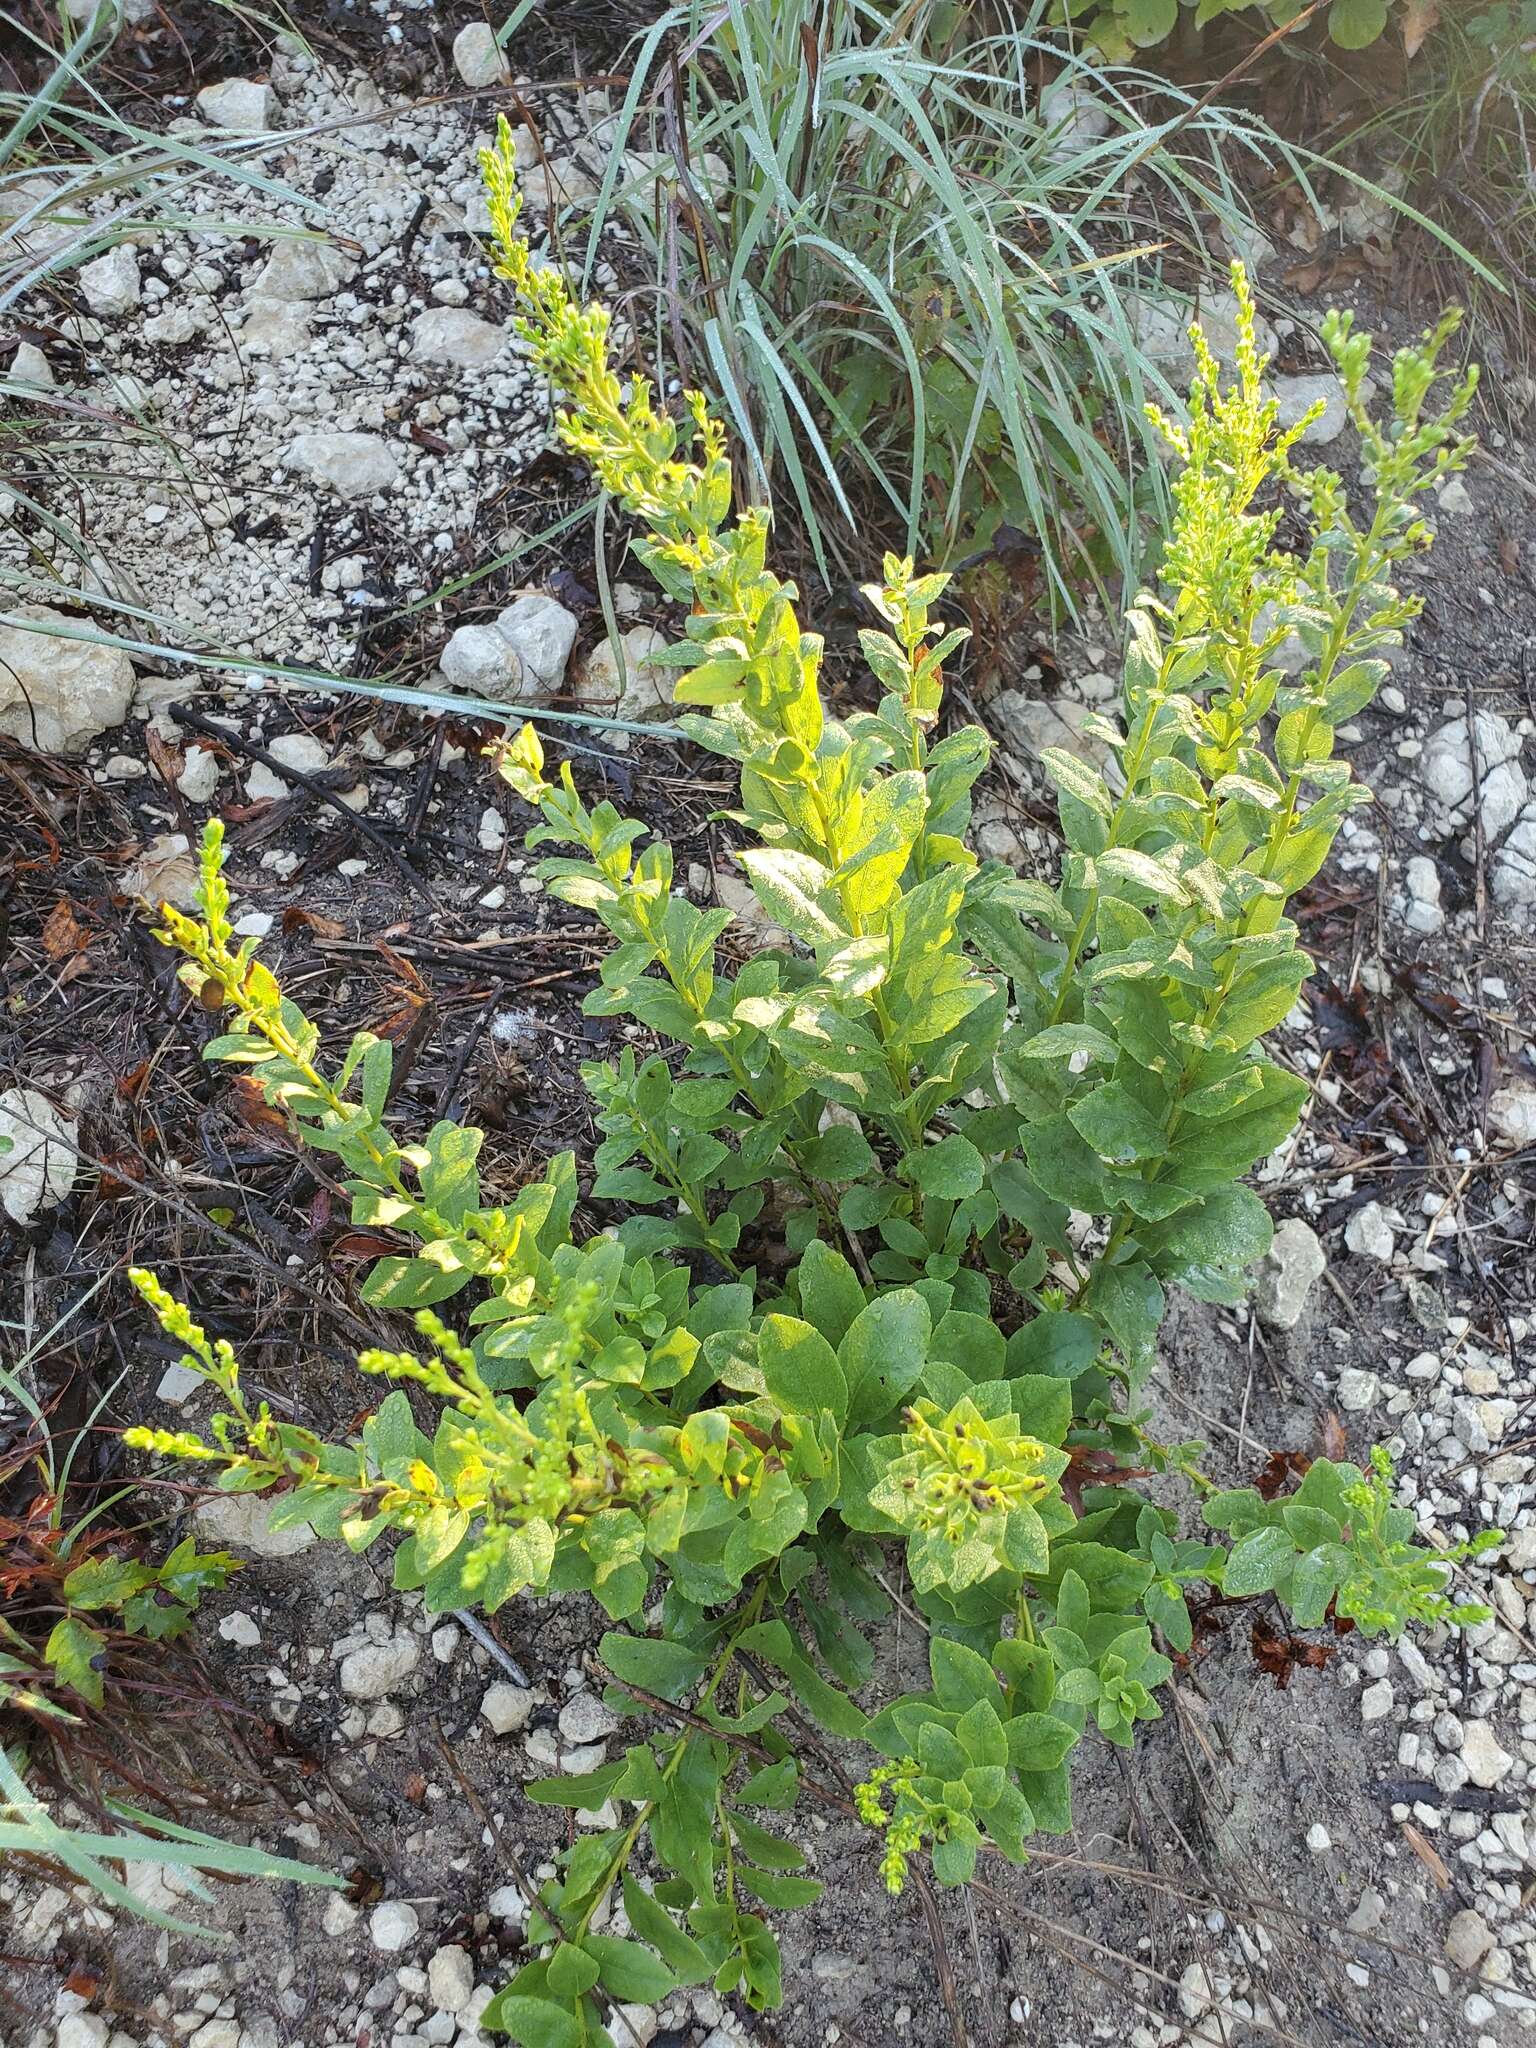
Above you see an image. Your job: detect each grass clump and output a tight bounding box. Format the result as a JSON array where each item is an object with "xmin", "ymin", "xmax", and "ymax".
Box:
[{"xmin": 582, "ymin": 0, "xmax": 1298, "ymax": 608}]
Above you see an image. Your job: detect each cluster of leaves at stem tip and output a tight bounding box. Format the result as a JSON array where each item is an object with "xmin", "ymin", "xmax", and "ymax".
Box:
[{"xmin": 122, "ymin": 115, "xmax": 1501, "ymax": 2043}]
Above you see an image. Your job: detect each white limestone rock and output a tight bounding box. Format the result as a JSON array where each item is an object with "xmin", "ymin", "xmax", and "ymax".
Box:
[
  {"xmin": 0, "ymin": 1088, "xmax": 78, "ymax": 1224},
  {"xmin": 1487, "ymin": 1082, "xmax": 1536, "ymax": 1149},
  {"xmin": 1344, "ymin": 1200, "xmax": 1395, "ymax": 1263},
  {"xmin": 1271, "ymin": 372, "xmax": 1347, "ymax": 447},
  {"xmin": 439, "ymin": 594, "xmax": 578, "ymax": 704},
  {"xmin": 574, "ymin": 625, "xmax": 673, "ymax": 722},
  {"xmin": 410, "ymin": 307, "xmax": 508, "ymax": 369},
  {"xmin": 79, "ymin": 245, "xmax": 141, "ymax": 317},
  {"xmin": 195, "ymin": 78, "xmax": 279, "ymax": 133},
  {"xmin": 1125, "ymin": 285, "xmax": 1278, "ymax": 383},
  {"xmin": 246, "ymin": 730, "xmax": 330, "ymax": 801},
  {"xmin": 1254, "ymin": 1216, "xmax": 1326, "ymax": 1331},
  {"xmin": 1402, "ymin": 854, "xmax": 1444, "ymax": 936},
  {"xmin": 989, "ymin": 690, "xmax": 1121, "ymax": 789},
  {"xmin": 249, "ymin": 238, "xmax": 355, "ymax": 302},
  {"xmin": 283, "ymin": 431, "xmax": 400, "ymax": 501},
  {"xmin": 480, "ymin": 1681, "xmax": 535, "ymax": 1735},
  {"xmin": 339, "ymin": 1633, "xmax": 421, "ymax": 1701},
  {"xmin": 0, "ymin": 606, "xmax": 135, "ymax": 754},
  {"xmin": 1420, "ymin": 710, "xmax": 1526, "ymax": 837},
  {"xmin": 369, "ymin": 1900, "xmax": 420, "ymax": 1953},
  {"xmin": 452, "ymin": 22, "xmax": 508, "ymax": 87},
  {"xmin": 1038, "ymin": 76, "xmax": 1110, "ymax": 161},
  {"xmin": 192, "ymin": 1490, "xmax": 315, "ymax": 1559},
  {"xmin": 1492, "ymin": 804, "xmax": 1536, "ymax": 907}
]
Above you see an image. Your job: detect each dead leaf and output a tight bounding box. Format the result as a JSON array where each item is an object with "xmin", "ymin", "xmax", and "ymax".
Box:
[
  {"xmin": 231, "ymin": 1074, "xmax": 289, "ymax": 1140},
  {"xmin": 41, "ymin": 897, "xmax": 90, "ymax": 960},
  {"xmin": 1255, "ymin": 1449, "xmax": 1312, "ymax": 1500},
  {"xmin": 1281, "ymin": 259, "xmax": 1323, "ymax": 295},
  {"xmin": 146, "ymin": 728, "xmax": 185, "ymax": 787},
  {"xmin": 1060, "ymin": 1446, "xmax": 1154, "ymax": 1516},
  {"xmin": 95, "ymin": 1151, "xmax": 146, "ymax": 1201},
  {"xmin": 1320, "ymin": 1411, "xmax": 1348, "ymax": 1463},
  {"xmin": 344, "ymin": 1864, "xmax": 385, "ymax": 1906},
  {"xmin": 117, "ymin": 1057, "xmax": 152, "ymax": 1101},
  {"xmin": 330, "ymin": 1229, "xmax": 402, "ymax": 1261},
  {"xmin": 1402, "ymin": 0, "xmax": 1439, "ymax": 59},
  {"xmin": 281, "ymin": 905, "xmax": 346, "ymax": 940},
  {"xmin": 1251, "ymin": 1619, "xmax": 1336, "ymax": 1690},
  {"xmin": 1403, "ymin": 1821, "xmax": 1450, "ymax": 1889}
]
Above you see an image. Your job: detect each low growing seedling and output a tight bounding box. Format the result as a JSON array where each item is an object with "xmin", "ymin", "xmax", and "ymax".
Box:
[
  {"xmin": 0, "ymin": 1341, "xmax": 336, "ymax": 1941},
  {"xmin": 124, "ymin": 120, "xmax": 1499, "ymax": 2039}
]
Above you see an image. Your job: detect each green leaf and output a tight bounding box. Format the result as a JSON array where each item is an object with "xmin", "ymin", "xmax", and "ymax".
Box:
[
  {"xmin": 931, "ymin": 1834, "xmax": 978, "ymax": 1885},
  {"xmin": 1143, "ymin": 1186, "xmax": 1273, "ymax": 1303},
  {"xmin": 620, "ymin": 1875, "xmax": 713, "ymax": 1984},
  {"xmin": 1005, "ymin": 1311, "xmax": 1100, "ymax": 1380},
  {"xmin": 1004, "ymin": 1712, "xmax": 1079, "ymax": 1772},
  {"xmin": 419, "ymin": 1120, "xmax": 483, "ymax": 1226},
  {"xmin": 1067, "ymin": 1082, "xmax": 1166, "ymax": 1167},
  {"xmin": 735, "ymin": 848, "xmax": 844, "ymax": 945},
  {"xmin": 600, "ymin": 1631, "xmax": 709, "ymax": 1702},
  {"xmin": 799, "ymin": 1126, "xmax": 876, "ymax": 1181},
  {"xmin": 1007, "ymin": 1374, "xmax": 1073, "ymax": 1446},
  {"xmin": 839, "ymin": 1290, "xmax": 931, "ymax": 1431},
  {"xmin": 60, "ymin": 1557, "xmax": 151, "ymax": 1611},
  {"xmin": 45, "ymin": 1617, "xmax": 106, "ymax": 1707},
  {"xmin": 526, "ymin": 1763, "xmax": 626, "ymax": 1810},
  {"xmin": 1327, "ymin": 0, "xmax": 1388, "ymax": 46},
  {"xmin": 1287, "ymin": 1545, "xmax": 1344, "ymax": 1628},
  {"xmin": 1022, "ymin": 1114, "xmax": 1118, "ymax": 1212},
  {"xmin": 546, "ymin": 1943, "xmax": 600, "ymax": 1999},
  {"xmin": 584, "ymin": 1934, "xmax": 676, "ymax": 2003},
  {"xmin": 1096, "ymin": 846, "xmax": 1188, "ymax": 904},
  {"xmin": 1223, "ymin": 1525, "xmax": 1297, "ymax": 1598},
  {"xmin": 736, "ymin": 1757, "xmax": 800, "ymax": 1809},
  {"xmin": 737, "ymin": 1620, "xmax": 867, "ymax": 1739},
  {"xmin": 757, "ymin": 1314, "xmax": 847, "ymax": 1426},
  {"xmin": 929, "ymin": 1636, "xmax": 1004, "ymax": 1716},
  {"xmin": 363, "ymin": 1389, "xmax": 425, "ymax": 1471},
  {"xmin": 1015, "ymin": 1023, "xmax": 1119, "ymax": 1066},
  {"xmin": 734, "ymin": 1866, "xmax": 825, "ymax": 1909},
  {"xmin": 794, "ymin": 1238, "xmax": 867, "ymax": 1347},
  {"xmin": 1145, "ymin": 1581, "xmax": 1193, "ymax": 1653},
  {"xmin": 1040, "ymin": 748, "xmax": 1112, "ymax": 820},
  {"xmin": 477, "ymin": 1994, "xmax": 582, "ymax": 2048},
  {"xmin": 932, "ymin": 1310, "xmax": 1006, "ymax": 1381},
  {"xmin": 360, "ymin": 1255, "xmax": 471, "ymax": 1310},
  {"xmin": 906, "ymin": 1134, "xmax": 984, "ymax": 1200},
  {"xmin": 1081, "ymin": 1260, "xmax": 1165, "ymax": 1384},
  {"xmin": 727, "ymin": 1807, "xmax": 809, "ymax": 1871},
  {"xmin": 955, "ymin": 1697, "xmax": 1009, "ymax": 1770}
]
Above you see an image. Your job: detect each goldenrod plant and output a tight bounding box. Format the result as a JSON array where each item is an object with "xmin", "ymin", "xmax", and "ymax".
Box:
[{"xmin": 125, "ymin": 119, "xmax": 1497, "ymax": 2038}]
